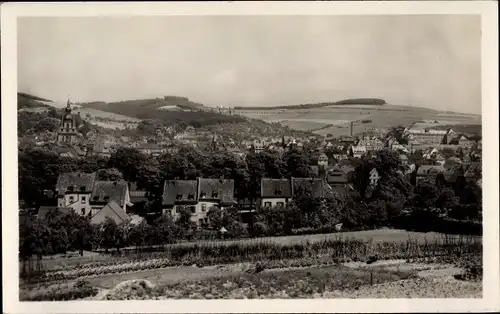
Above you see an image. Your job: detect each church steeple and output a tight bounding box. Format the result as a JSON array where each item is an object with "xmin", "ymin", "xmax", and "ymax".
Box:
[
  {"xmin": 57, "ymin": 96, "xmax": 78, "ymax": 144},
  {"xmin": 65, "ymin": 98, "xmax": 72, "ymax": 113}
]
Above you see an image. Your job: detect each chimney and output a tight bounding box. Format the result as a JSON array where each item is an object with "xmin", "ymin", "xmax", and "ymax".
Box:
[{"xmin": 350, "ymin": 121, "xmax": 354, "ymax": 137}]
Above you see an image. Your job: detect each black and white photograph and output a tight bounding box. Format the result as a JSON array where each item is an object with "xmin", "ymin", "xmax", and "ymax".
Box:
[{"xmin": 2, "ymin": 1, "xmax": 499, "ymax": 313}]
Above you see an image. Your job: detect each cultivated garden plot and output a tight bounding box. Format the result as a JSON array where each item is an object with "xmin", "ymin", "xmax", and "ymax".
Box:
[{"xmin": 19, "ymin": 231, "xmax": 482, "ymax": 300}]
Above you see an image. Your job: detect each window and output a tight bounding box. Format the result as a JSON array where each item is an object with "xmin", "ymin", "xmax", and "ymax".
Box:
[
  {"xmin": 69, "ymin": 196, "xmax": 75, "ymax": 203},
  {"xmin": 264, "ymin": 202, "xmax": 272, "ymax": 208},
  {"xmin": 190, "ymin": 206, "xmax": 196, "ymax": 214},
  {"xmin": 200, "ymin": 192, "xmax": 206, "ymax": 198},
  {"xmin": 201, "ymin": 203, "xmax": 207, "ymax": 212},
  {"xmin": 176, "ymin": 194, "xmax": 183, "ymax": 200},
  {"xmin": 81, "ymin": 208, "xmax": 85, "ymax": 215},
  {"xmin": 187, "ymin": 193, "xmax": 194, "ymax": 200},
  {"xmin": 103, "ymin": 196, "xmax": 110, "ymax": 202},
  {"xmin": 93, "ymin": 196, "xmax": 99, "ymax": 201},
  {"xmin": 81, "ymin": 196, "xmax": 86, "ymax": 204},
  {"xmin": 68, "ymin": 186, "xmax": 74, "ymax": 192},
  {"xmin": 212, "ymin": 191, "xmax": 218, "ymax": 198},
  {"xmin": 277, "ymin": 202, "xmax": 284, "ymax": 208},
  {"xmin": 274, "ymin": 189, "xmax": 282, "ymax": 196},
  {"xmin": 80, "ymin": 186, "xmax": 86, "ymax": 191}
]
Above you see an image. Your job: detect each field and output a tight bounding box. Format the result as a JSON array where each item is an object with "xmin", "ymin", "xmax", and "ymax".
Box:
[
  {"xmin": 75, "ymin": 108, "xmax": 140, "ymax": 130},
  {"xmin": 20, "ymin": 229, "xmax": 482, "ymax": 300},
  {"xmin": 236, "ymin": 104, "xmax": 481, "ymax": 137}
]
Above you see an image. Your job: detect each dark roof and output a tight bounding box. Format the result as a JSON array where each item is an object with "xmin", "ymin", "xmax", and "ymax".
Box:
[
  {"xmin": 56, "ymin": 172, "xmax": 96, "ymax": 194},
  {"xmin": 37, "ymin": 206, "xmax": 72, "ymax": 220},
  {"xmin": 162, "ymin": 180, "xmax": 198, "ymax": 206},
  {"xmin": 327, "ymin": 171, "xmax": 348, "ymax": 184},
  {"xmin": 261, "ymin": 178, "xmax": 292, "ymax": 198},
  {"xmin": 198, "ymin": 178, "xmax": 235, "ymax": 203},
  {"xmin": 91, "ymin": 180, "xmax": 128, "ymax": 206},
  {"xmin": 292, "ymin": 178, "xmax": 333, "ymax": 198}
]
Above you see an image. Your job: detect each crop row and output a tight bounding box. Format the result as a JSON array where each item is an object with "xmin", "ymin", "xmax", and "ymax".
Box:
[{"xmin": 25, "ymin": 237, "xmax": 481, "ymax": 284}]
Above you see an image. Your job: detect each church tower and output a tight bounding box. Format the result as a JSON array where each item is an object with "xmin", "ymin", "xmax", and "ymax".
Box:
[{"xmin": 57, "ymin": 99, "xmax": 79, "ymax": 144}]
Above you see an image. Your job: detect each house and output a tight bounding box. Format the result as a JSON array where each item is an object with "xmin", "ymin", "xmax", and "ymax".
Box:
[
  {"xmin": 326, "ymin": 166, "xmax": 349, "ymax": 197},
  {"xmin": 350, "ymin": 145, "xmax": 367, "ymax": 158},
  {"xmin": 56, "ymin": 172, "xmax": 97, "ymax": 216},
  {"xmin": 415, "ymin": 165, "xmax": 446, "ymax": 185},
  {"xmin": 162, "ymin": 178, "xmax": 236, "ymax": 226},
  {"xmin": 162, "ymin": 180, "xmax": 199, "ymax": 222},
  {"xmin": 404, "ymin": 128, "xmax": 448, "ymax": 145},
  {"xmin": 457, "ymin": 135, "xmax": 473, "ymax": 148},
  {"xmin": 369, "ymin": 168, "xmax": 380, "ymax": 187},
  {"xmin": 90, "ymin": 200, "xmax": 131, "ymax": 225},
  {"xmin": 90, "ymin": 180, "xmax": 132, "ymax": 216},
  {"xmin": 252, "ymin": 141, "xmax": 265, "ymax": 154},
  {"xmin": 136, "ymin": 143, "xmax": 167, "ymax": 157},
  {"xmin": 90, "ymin": 141, "xmax": 113, "ymax": 158},
  {"xmin": 291, "ymin": 177, "xmax": 334, "ymax": 199},
  {"xmin": 260, "ymin": 178, "xmax": 292, "ymax": 208},
  {"xmin": 333, "ymin": 153, "xmax": 348, "ymax": 161},
  {"xmin": 198, "ymin": 178, "xmax": 237, "ymax": 210},
  {"xmin": 357, "ymin": 137, "xmax": 384, "ymax": 152},
  {"xmin": 340, "ymin": 136, "xmax": 357, "ymax": 145},
  {"xmin": 443, "ymin": 128, "xmax": 459, "ymax": 144},
  {"xmin": 129, "ymin": 182, "xmax": 148, "ymax": 204},
  {"xmin": 237, "ymin": 197, "xmax": 259, "ymax": 214}
]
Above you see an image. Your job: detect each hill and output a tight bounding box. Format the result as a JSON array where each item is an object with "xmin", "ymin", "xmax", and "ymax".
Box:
[
  {"xmin": 235, "ymin": 104, "xmax": 481, "ymax": 138},
  {"xmin": 81, "ymin": 96, "xmax": 244, "ymax": 127},
  {"xmin": 17, "ymin": 92, "xmax": 54, "ymax": 109},
  {"xmin": 234, "ymin": 98, "xmax": 387, "ymax": 110}
]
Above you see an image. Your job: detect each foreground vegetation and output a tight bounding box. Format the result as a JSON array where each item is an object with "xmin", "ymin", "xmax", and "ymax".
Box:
[{"xmin": 21, "ymin": 232, "xmax": 480, "ymax": 285}]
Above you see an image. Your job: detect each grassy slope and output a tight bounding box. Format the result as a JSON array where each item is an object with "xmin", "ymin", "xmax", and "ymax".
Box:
[
  {"xmin": 17, "ymin": 93, "xmax": 53, "ymax": 109},
  {"xmin": 81, "ymin": 97, "xmax": 244, "ymax": 126}
]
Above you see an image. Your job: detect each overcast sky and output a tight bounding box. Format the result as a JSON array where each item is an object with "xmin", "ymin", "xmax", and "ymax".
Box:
[{"xmin": 18, "ymin": 15, "xmax": 481, "ymax": 114}]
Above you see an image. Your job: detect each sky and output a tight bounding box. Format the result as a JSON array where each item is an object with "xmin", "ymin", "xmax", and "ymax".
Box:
[{"xmin": 18, "ymin": 15, "xmax": 481, "ymax": 114}]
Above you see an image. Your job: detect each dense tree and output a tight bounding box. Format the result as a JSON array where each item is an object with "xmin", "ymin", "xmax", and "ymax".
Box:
[
  {"xmin": 108, "ymin": 147, "xmax": 147, "ymax": 182},
  {"xmin": 96, "ymin": 168, "xmax": 124, "ymax": 181},
  {"xmin": 282, "ymin": 149, "xmax": 311, "ymax": 178}
]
